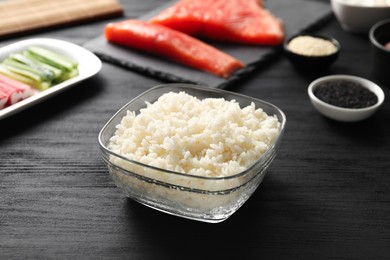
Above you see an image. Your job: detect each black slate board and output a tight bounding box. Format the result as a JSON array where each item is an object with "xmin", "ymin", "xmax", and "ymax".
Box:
[{"xmin": 84, "ymin": 0, "xmax": 333, "ymax": 88}]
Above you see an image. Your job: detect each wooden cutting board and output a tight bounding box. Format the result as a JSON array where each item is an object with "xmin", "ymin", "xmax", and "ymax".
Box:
[{"xmin": 0, "ymin": 0, "xmax": 123, "ymax": 38}]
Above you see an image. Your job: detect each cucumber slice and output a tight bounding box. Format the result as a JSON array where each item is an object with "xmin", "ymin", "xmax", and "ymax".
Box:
[
  {"xmin": 9, "ymin": 53, "xmax": 55, "ymax": 81},
  {"xmin": 27, "ymin": 46, "xmax": 78, "ymax": 72},
  {"xmin": 0, "ymin": 46, "xmax": 79, "ymax": 90},
  {"xmin": 0, "ymin": 65, "xmax": 50, "ymax": 90},
  {"xmin": 3, "ymin": 58, "xmax": 46, "ymax": 81},
  {"xmin": 23, "ymin": 51, "xmax": 64, "ymax": 80}
]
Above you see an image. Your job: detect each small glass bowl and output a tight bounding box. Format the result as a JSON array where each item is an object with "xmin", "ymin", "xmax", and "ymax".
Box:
[{"xmin": 98, "ymin": 84, "xmax": 286, "ymax": 223}]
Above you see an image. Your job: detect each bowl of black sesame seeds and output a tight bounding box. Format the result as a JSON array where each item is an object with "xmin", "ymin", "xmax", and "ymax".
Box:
[{"xmin": 308, "ymin": 75, "xmax": 385, "ymax": 122}]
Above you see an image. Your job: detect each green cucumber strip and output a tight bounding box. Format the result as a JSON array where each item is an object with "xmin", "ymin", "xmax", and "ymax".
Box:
[
  {"xmin": 23, "ymin": 51, "xmax": 64, "ymax": 79},
  {"xmin": 27, "ymin": 46, "xmax": 78, "ymax": 72},
  {"xmin": 0, "ymin": 65, "xmax": 50, "ymax": 90},
  {"xmin": 2, "ymin": 63, "xmax": 42, "ymax": 82},
  {"xmin": 61, "ymin": 69, "xmax": 79, "ymax": 82},
  {"xmin": 9, "ymin": 53, "xmax": 55, "ymax": 80},
  {"xmin": 0, "ymin": 65, "xmax": 36, "ymax": 86},
  {"xmin": 0, "ymin": 46, "xmax": 79, "ymax": 90},
  {"xmin": 3, "ymin": 58, "xmax": 46, "ymax": 81}
]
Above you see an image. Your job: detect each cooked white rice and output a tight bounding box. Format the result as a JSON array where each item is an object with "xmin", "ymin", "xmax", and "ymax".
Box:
[{"xmin": 108, "ymin": 91, "xmax": 280, "ymax": 177}]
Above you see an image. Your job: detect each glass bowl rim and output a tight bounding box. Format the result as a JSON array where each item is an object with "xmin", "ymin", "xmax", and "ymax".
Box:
[{"xmin": 98, "ymin": 83, "xmax": 286, "ymax": 181}]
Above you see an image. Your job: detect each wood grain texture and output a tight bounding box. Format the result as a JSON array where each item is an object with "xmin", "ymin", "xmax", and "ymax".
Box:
[
  {"xmin": 0, "ymin": 0, "xmax": 123, "ymax": 38},
  {"xmin": 1, "ymin": 0, "xmax": 390, "ymax": 259}
]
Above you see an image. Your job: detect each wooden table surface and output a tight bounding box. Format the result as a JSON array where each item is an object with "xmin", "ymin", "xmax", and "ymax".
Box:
[{"xmin": 1, "ymin": 0, "xmax": 390, "ymax": 259}]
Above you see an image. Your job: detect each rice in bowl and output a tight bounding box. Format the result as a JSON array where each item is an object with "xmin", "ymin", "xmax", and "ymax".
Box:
[
  {"xmin": 109, "ymin": 91, "xmax": 280, "ymax": 177},
  {"xmin": 99, "ymin": 84, "xmax": 286, "ymax": 222}
]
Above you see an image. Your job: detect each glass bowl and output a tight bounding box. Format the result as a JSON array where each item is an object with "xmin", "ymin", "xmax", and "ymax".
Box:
[{"xmin": 98, "ymin": 84, "xmax": 286, "ymax": 223}]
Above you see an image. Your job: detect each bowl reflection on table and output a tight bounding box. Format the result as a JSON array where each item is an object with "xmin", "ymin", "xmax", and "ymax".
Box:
[
  {"xmin": 98, "ymin": 84, "xmax": 286, "ymax": 223},
  {"xmin": 331, "ymin": 0, "xmax": 390, "ymax": 33}
]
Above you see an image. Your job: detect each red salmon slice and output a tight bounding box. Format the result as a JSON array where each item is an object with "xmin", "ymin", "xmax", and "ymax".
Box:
[
  {"xmin": 149, "ymin": 0, "xmax": 284, "ymax": 45},
  {"xmin": 105, "ymin": 20, "xmax": 244, "ymax": 78}
]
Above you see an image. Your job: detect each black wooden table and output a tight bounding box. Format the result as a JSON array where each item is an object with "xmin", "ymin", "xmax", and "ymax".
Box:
[{"xmin": 1, "ymin": 0, "xmax": 390, "ymax": 259}]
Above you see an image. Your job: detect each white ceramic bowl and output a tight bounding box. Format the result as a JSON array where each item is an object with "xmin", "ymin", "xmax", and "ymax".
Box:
[
  {"xmin": 331, "ymin": 0, "xmax": 390, "ymax": 33},
  {"xmin": 308, "ymin": 75, "xmax": 385, "ymax": 122}
]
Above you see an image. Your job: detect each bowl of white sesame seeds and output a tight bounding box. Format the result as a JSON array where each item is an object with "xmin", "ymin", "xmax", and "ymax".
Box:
[{"xmin": 284, "ymin": 33, "xmax": 340, "ymax": 71}]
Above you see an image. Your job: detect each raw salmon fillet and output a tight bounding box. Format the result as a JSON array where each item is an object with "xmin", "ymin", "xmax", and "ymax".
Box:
[
  {"xmin": 105, "ymin": 20, "xmax": 244, "ymax": 78},
  {"xmin": 149, "ymin": 0, "xmax": 284, "ymax": 45}
]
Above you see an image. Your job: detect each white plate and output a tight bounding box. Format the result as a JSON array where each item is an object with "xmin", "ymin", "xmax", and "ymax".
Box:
[{"xmin": 0, "ymin": 38, "xmax": 102, "ymax": 120}]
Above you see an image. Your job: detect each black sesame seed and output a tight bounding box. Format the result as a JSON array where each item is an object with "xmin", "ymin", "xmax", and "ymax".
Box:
[{"xmin": 313, "ymin": 80, "xmax": 378, "ymax": 109}]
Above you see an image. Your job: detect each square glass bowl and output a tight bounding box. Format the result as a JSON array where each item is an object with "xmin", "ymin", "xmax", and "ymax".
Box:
[{"xmin": 98, "ymin": 84, "xmax": 286, "ymax": 223}]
